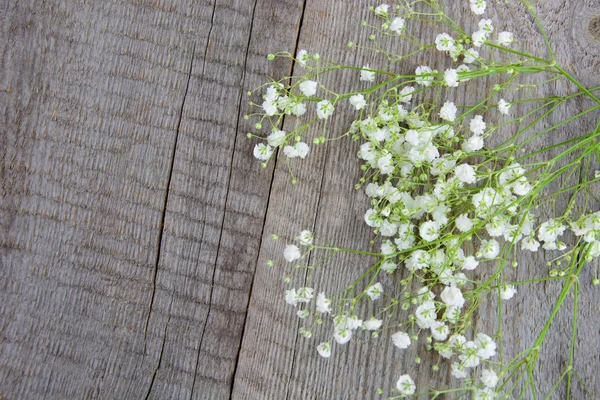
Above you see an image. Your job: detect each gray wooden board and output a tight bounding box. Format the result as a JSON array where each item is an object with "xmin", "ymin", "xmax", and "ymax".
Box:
[{"xmin": 1, "ymin": 0, "xmax": 599, "ymax": 399}]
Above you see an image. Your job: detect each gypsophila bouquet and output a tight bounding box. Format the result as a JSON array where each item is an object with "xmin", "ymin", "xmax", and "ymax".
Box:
[{"xmin": 246, "ymin": 0, "xmax": 600, "ymax": 398}]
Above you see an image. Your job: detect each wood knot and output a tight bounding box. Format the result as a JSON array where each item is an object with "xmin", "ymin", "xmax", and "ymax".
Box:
[{"xmin": 588, "ymin": 15, "xmax": 600, "ymax": 41}]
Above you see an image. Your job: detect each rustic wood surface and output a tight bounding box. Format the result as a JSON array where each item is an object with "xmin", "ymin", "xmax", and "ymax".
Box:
[{"xmin": 1, "ymin": 0, "xmax": 599, "ymax": 399}]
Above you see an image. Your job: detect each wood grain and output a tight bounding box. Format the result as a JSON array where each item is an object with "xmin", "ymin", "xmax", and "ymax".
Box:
[{"xmin": 1, "ymin": 0, "xmax": 599, "ymax": 399}]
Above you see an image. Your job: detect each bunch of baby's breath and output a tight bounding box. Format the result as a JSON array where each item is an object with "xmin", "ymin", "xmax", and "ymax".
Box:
[{"xmin": 246, "ymin": 0, "xmax": 600, "ymax": 398}]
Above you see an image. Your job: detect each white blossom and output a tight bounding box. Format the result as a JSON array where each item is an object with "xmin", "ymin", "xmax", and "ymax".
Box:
[
  {"xmin": 444, "ymin": 68, "xmax": 459, "ymax": 87},
  {"xmin": 349, "ymin": 94, "xmax": 367, "ymax": 110},
  {"xmin": 316, "ymin": 100, "xmax": 334, "ymax": 119},
  {"xmin": 396, "ymin": 374, "xmax": 416, "ymax": 396},
  {"xmin": 316, "ymin": 292, "xmax": 332, "ymax": 313},
  {"xmin": 439, "ymin": 101, "xmax": 457, "ymax": 121},
  {"xmin": 360, "ymin": 65, "xmax": 376, "ymax": 82},
  {"xmin": 470, "ymin": 0, "xmax": 486, "ymax": 15},
  {"xmin": 297, "ymin": 230, "xmax": 313, "ymax": 245},
  {"xmin": 500, "ymin": 285, "xmax": 517, "ymax": 300},
  {"xmin": 441, "ymin": 286, "xmax": 465, "ymax": 308},
  {"xmin": 481, "ymin": 369, "xmax": 499, "ymax": 388},
  {"xmin": 316, "ymin": 342, "xmax": 331, "ymax": 358},
  {"xmin": 455, "ymin": 164, "xmax": 477, "ymax": 184},
  {"xmin": 497, "ymin": 31, "xmax": 514, "ymax": 46},
  {"xmin": 415, "ymin": 65, "xmax": 434, "ymax": 86},
  {"xmin": 267, "ymin": 130, "xmax": 286, "ymax": 147},
  {"xmin": 374, "ymin": 3, "xmax": 389, "ymax": 17},
  {"xmin": 435, "ymin": 33, "xmax": 456, "ymax": 52},
  {"xmin": 390, "ymin": 17, "xmax": 405, "ymax": 34},
  {"xmin": 284, "ymin": 244, "xmax": 301, "ymax": 262},
  {"xmin": 363, "ymin": 318, "xmax": 383, "ymax": 330},
  {"xmin": 299, "ymin": 80, "xmax": 317, "ymax": 96},
  {"xmin": 253, "ymin": 143, "xmax": 273, "ymax": 161},
  {"xmin": 469, "ymin": 115, "xmax": 487, "ymax": 135},
  {"xmin": 366, "ymin": 282, "xmax": 384, "ymax": 300},
  {"xmin": 391, "ymin": 331, "xmax": 411, "ymax": 349}
]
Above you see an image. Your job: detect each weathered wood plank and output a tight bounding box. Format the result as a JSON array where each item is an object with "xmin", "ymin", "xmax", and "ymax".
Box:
[
  {"xmin": 141, "ymin": 0, "xmax": 305, "ymax": 399},
  {"xmin": 0, "ymin": 0, "xmax": 212, "ymax": 398}
]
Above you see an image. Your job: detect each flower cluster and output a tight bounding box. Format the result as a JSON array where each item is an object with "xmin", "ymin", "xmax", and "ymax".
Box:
[{"xmin": 248, "ymin": 0, "xmax": 600, "ymax": 398}]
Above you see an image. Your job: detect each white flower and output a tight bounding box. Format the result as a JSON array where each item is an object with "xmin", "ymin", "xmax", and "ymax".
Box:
[
  {"xmin": 380, "ymin": 220, "xmax": 398, "ymax": 236},
  {"xmin": 462, "ymin": 135, "xmax": 484, "ymax": 152},
  {"xmin": 267, "ymin": 130, "xmax": 286, "ymax": 147},
  {"xmin": 496, "ymin": 98, "xmax": 511, "ymax": 115},
  {"xmin": 283, "ymin": 244, "xmax": 301, "ymax": 262},
  {"xmin": 463, "ymin": 48, "xmax": 479, "ymax": 64},
  {"xmin": 296, "ymin": 49, "xmax": 309, "ymax": 66},
  {"xmin": 262, "ymin": 100, "xmax": 277, "ymax": 115},
  {"xmin": 297, "ymin": 230, "xmax": 313, "ymax": 245},
  {"xmin": 451, "ymin": 362, "xmax": 469, "ymax": 379},
  {"xmin": 470, "ymin": 0, "xmax": 486, "ymax": 15},
  {"xmin": 360, "ymin": 65, "xmax": 376, "ymax": 82},
  {"xmin": 462, "ymin": 256, "xmax": 479, "ymax": 270},
  {"xmin": 299, "ymin": 80, "xmax": 317, "ymax": 96},
  {"xmin": 316, "ymin": 100, "xmax": 334, "ymax": 119},
  {"xmin": 456, "ymin": 214, "xmax": 474, "ymax": 232},
  {"xmin": 460, "ymin": 341, "xmax": 481, "ymax": 367},
  {"xmin": 415, "ymin": 65, "xmax": 434, "ymax": 86},
  {"xmin": 416, "ymin": 301, "xmax": 437, "ymax": 328},
  {"xmin": 420, "ymin": 220, "xmax": 440, "ymax": 242},
  {"xmin": 377, "ymin": 153, "xmax": 394, "ymax": 175},
  {"xmin": 363, "ymin": 318, "xmax": 383, "ymax": 330},
  {"xmin": 381, "ymin": 260, "xmax": 397, "ymax": 274},
  {"xmin": 391, "ymin": 331, "xmax": 411, "ymax": 349},
  {"xmin": 435, "ymin": 33, "xmax": 456, "ymax": 52},
  {"xmin": 478, "ymin": 18, "xmax": 493, "ymax": 34},
  {"xmin": 476, "ymin": 333, "xmax": 497, "ymax": 359},
  {"xmin": 253, "ymin": 143, "xmax": 273, "ymax": 161},
  {"xmin": 469, "ymin": 115, "xmax": 486, "ymax": 135},
  {"xmin": 334, "ymin": 328, "xmax": 352, "ymax": 344},
  {"xmin": 407, "ymin": 250, "xmax": 430, "ymax": 271},
  {"xmin": 399, "ymin": 86, "xmax": 415, "ymax": 103},
  {"xmin": 285, "ymin": 289, "xmax": 298, "ymax": 306},
  {"xmin": 283, "ymin": 142, "xmax": 310, "ymax": 159},
  {"xmin": 479, "ymin": 239, "xmax": 500, "ymax": 259},
  {"xmin": 390, "ymin": 17, "xmax": 405, "ymax": 34},
  {"xmin": 396, "ymin": 374, "xmax": 416, "ymax": 396},
  {"xmin": 316, "ymin": 292, "xmax": 331, "ymax": 313},
  {"xmin": 444, "ymin": 68, "xmax": 459, "ymax": 87},
  {"xmin": 349, "ymin": 94, "xmax": 367, "ymax": 110},
  {"xmin": 500, "ymin": 285, "xmax": 517, "ymax": 300},
  {"xmin": 366, "ymin": 282, "xmax": 384, "ymax": 300},
  {"xmin": 472, "ymin": 30, "xmax": 487, "ymax": 47},
  {"xmin": 521, "ymin": 236, "xmax": 540, "ymax": 252},
  {"xmin": 441, "ymin": 286, "xmax": 465, "ymax": 308},
  {"xmin": 292, "ymin": 101, "xmax": 307, "ymax": 116},
  {"xmin": 316, "ymin": 342, "xmax": 331, "ymax": 358},
  {"xmin": 497, "ymin": 31, "xmax": 514, "ymax": 46},
  {"xmin": 481, "ymin": 369, "xmax": 499, "ymax": 388},
  {"xmin": 439, "ymin": 101, "xmax": 457, "ymax": 121},
  {"xmin": 374, "ymin": 3, "xmax": 389, "ymax": 17},
  {"xmin": 538, "ymin": 219, "xmax": 566, "ymax": 242},
  {"xmin": 455, "ymin": 164, "xmax": 477, "ymax": 184},
  {"xmin": 431, "ymin": 321, "xmax": 450, "ymax": 341}
]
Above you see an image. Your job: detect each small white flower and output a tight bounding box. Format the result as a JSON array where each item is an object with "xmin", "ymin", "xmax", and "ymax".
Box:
[
  {"xmin": 363, "ymin": 318, "xmax": 383, "ymax": 330},
  {"xmin": 478, "ymin": 18, "xmax": 493, "ymax": 34},
  {"xmin": 420, "ymin": 220, "xmax": 441, "ymax": 242},
  {"xmin": 283, "ymin": 244, "xmax": 301, "ymax": 262},
  {"xmin": 472, "ymin": 30, "xmax": 487, "ymax": 47},
  {"xmin": 296, "ymin": 49, "xmax": 309, "ymax": 66},
  {"xmin": 391, "ymin": 331, "xmax": 411, "ymax": 349},
  {"xmin": 253, "ymin": 143, "xmax": 273, "ymax": 161},
  {"xmin": 262, "ymin": 100, "xmax": 277, "ymax": 116},
  {"xmin": 455, "ymin": 164, "xmax": 477, "ymax": 184},
  {"xmin": 431, "ymin": 321, "xmax": 450, "ymax": 341},
  {"xmin": 381, "ymin": 260, "xmax": 397, "ymax": 274},
  {"xmin": 415, "ymin": 66, "xmax": 434, "ymax": 87},
  {"xmin": 360, "ymin": 65, "xmax": 376, "ymax": 82},
  {"xmin": 463, "ymin": 48, "xmax": 479, "ymax": 64},
  {"xmin": 456, "ymin": 214, "xmax": 474, "ymax": 232},
  {"xmin": 396, "ymin": 374, "xmax": 416, "ymax": 396},
  {"xmin": 316, "ymin": 100, "xmax": 334, "ymax": 119},
  {"xmin": 435, "ymin": 33, "xmax": 456, "ymax": 52},
  {"xmin": 283, "ymin": 142, "xmax": 310, "ymax": 159},
  {"xmin": 349, "ymin": 94, "xmax": 367, "ymax": 110},
  {"xmin": 374, "ymin": 3, "xmax": 389, "ymax": 17},
  {"xmin": 296, "ymin": 287, "xmax": 314, "ymax": 304},
  {"xmin": 498, "ymin": 98, "xmax": 511, "ymax": 115},
  {"xmin": 444, "ymin": 68, "xmax": 459, "ymax": 87},
  {"xmin": 500, "ymin": 285, "xmax": 517, "ymax": 300},
  {"xmin": 366, "ymin": 282, "xmax": 384, "ymax": 300},
  {"xmin": 390, "ymin": 17, "xmax": 405, "ymax": 34},
  {"xmin": 267, "ymin": 130, "xmax": 286, "ymax": 147},
  {"xmin": 297, "ymin": 230, "xmax": 313, "ymax": 245},
  {"xmin": 470, "ymin": 0, "xmax": 486, "ymax": 15},
  {"xmin": 476, "ymin": 333, "xmax": 497, "ymax": 359},
  {"xmin": 497, "ymin": 31, "xmax": 514, "ymax": 46},
  {"xmin": 469, "ymin": 115, "xmax": 487, "ymax": 135},
  {"xmin": 521, "ymin": 236, "xmax": 540, "ymax": 252},
  {"xmin": 439, "ymin": 101, "xmax": 457, "ymax": 121},
  {"xmin": 399, "ymin": 86, "xmax": 415, "ymax": 103},
  {"xmin": 481, "ymin": 369, "xmax": 499, "ymax": 388},
  {"xmin": 299, "ymin": 80, "xmax": 317, "ymax": 96},
  {"xmin": 316, "ymin": 292, "xmax": 332, "ymax": 313},
  {"xmin": 451, "ymin": 362, "xmax": 469, "ymax": 379},
  {"xmin": 285, "ymin": 289, "xmax": 298, "ymax": 306},
  {"xmin": 316, "ymin": 342, "xmax": 331, "ymax": 358},
  {"xmin": 441, "ymin": 286, "xmax": 465, "ymax": 308},
  {"xmin": 462, "ymin": 135, "xmax": 484, "ymax": 153},
  {"xmin": 462, "ymin": 256, "xmax": 479, "ymax": 270},
  {"xmin": 334, "ymin": 328, "xmax": 352, "ymax": 344},
  {"xmin": 479, "ymin": 239, "xmax": 500, "ymax": 259}
]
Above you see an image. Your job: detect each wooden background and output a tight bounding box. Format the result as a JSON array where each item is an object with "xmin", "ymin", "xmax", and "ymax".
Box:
[{"xmin": 1, "ymin": 0, "xmax": 599, "ymax": 398}]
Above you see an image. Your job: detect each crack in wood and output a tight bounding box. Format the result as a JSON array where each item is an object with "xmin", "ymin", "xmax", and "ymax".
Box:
[
  {"xmin": 143, "ymin": 295, "xmax": 174, "ymax": 400},
  {"xmin": 143, "ymin": 42, "xmax": 197, "ymax": 350}
]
